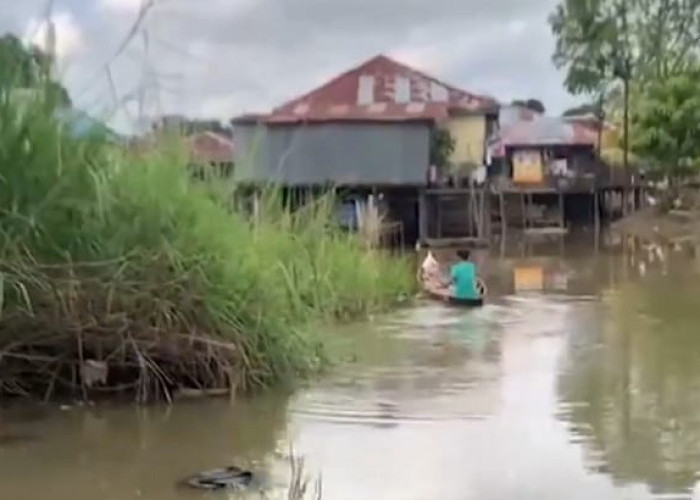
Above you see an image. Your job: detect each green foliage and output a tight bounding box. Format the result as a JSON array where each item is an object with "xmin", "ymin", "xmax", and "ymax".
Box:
[
  {"xmin": 0, "ymin": 73, "xmax": 413, "ymax": 399},
  {"xmin": 0, "ymin": 33, "xmax": 71, "ymax": 107},
  {"xmin": 632, "ymin": 73, "xmax": 700, "ymax": 176},
  {"xmin": 429, "ymin": 127, "xmax": 456, "ymax": 167},
  {"xmin": 550, "ymin": 0, "xmax": 621, "ymax": 95},
  {"xmin": 550, "ymin": 0, "xmax": 700, "ymax": 95}
]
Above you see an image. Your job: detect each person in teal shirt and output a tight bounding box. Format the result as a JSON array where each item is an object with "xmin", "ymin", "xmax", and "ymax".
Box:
[{"xmin": 450, "ymin": 249, "xmax": 480, "ymax": 299}]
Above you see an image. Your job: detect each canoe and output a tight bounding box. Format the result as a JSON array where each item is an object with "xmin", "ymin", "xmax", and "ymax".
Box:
[{"xmin": 422, "ymin": 279, "xmax": 487, "ymax": 308}]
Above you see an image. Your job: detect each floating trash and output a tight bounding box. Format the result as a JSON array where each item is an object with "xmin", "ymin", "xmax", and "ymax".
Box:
[{"xmin": 181, "ymin": 466, "xmax": 253, "ymax": 491}]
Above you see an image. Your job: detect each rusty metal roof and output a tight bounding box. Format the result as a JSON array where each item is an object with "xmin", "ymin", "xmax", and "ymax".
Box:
[
  {"xmin": 490, "ymin": 118, "xmax": 597, "ymax": 157},
  {"xmin": 248, "ymin": 55, "xmax": 497, "ymax": 124},
  {"xmin": 186, "ymin": 131, "xmax": 235, "ymax": 163},
  {"xmin": 128, "ymin": 131, "xmax": 235, "ymax": 163}
]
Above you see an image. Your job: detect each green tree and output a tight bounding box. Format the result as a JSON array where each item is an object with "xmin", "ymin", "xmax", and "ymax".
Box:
[
  {"xmin": 632, "ymin": 73, "xmax": 700, "ymax": 179},
  {"xmin": 0, "ymin": 33, "xmax": 71, "ymax": 107},
  {"xmin": 550, "ymin": 0, "xmax": 700, "ymax": 93},
  {"xmin": 429, "ymin": 127, "xmax": 456, "ymax": 168},
  {"xmin": 549, "ymin": 0, "xmax": 620, "ymax": 95}
]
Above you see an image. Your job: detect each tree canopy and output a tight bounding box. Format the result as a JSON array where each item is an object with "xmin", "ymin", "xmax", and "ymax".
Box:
[
  {"xmin": 429, "ymin": 127, "xmax": 456, "ymax": 168},
  {"xmin": 632, "ymin": 72, "xmax": 700, "ymax": 176},
  {"xmin": 0, "ymin": 33, "xmax": 71, "ymax": 107},
  {"xmin": 549, "ymin": 0, "xmax": 700, "ymax": 95}
]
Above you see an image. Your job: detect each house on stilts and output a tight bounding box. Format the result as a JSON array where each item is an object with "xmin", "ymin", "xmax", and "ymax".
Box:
[
  {"xmin": 231, "ymin": 55, "xmax": 643, "ymax": 248},
  {"xmin": 486, "ymin": 116, "xmax": 644, "ymax": 238},
  {"xmin": 231, "ymin": 54, "xmax": 498, "ymax": 247}
]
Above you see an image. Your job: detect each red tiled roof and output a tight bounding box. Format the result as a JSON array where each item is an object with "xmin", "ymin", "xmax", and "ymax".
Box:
[
  {"xmin": 257, "ymin": 55, "xmax": 497, "ymax": 124},
  {"xmin": 186, "ymin": 131, "xmax": 234, "ymax": 163},
  {"xmin": 490, "ymin": 118, "xmax": 596, "ymax": 157},
  {"xmin": 127, "ymin": 131, "xmax": 235, "ymax": 163}
]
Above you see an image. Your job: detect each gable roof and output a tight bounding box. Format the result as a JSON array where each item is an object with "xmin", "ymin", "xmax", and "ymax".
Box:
[
  {"xmin": 185, "ymin": 131, "xmax": 235, "ymax": 163},
  {"xmin": 256, "ymin": 55, "xmax": 497, "ymax": 124}
]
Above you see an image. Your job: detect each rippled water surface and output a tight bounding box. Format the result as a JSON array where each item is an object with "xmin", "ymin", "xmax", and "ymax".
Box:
[{"xmin": 3, "ymin": 234, "xmax": 700, "ymax": 500}]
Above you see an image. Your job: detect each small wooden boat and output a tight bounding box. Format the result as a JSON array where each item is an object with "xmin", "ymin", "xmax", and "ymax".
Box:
[{"xmin": 422, "ymin": 279, "xmax": 487, "ymax": 308}]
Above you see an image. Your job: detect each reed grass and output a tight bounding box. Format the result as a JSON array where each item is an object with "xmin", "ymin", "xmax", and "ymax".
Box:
[{"xmin": 0, "ymin": 83, "xmax": 414, "ymax": 402}]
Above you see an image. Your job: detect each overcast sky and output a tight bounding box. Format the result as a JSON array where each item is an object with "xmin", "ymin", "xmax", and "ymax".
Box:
[{"xmin": 0, "ymin": 0, "xmax": 583, "ymax": 133}]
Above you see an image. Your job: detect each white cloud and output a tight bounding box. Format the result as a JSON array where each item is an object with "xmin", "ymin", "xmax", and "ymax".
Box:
[
  {"xmin": 24, "ymin": 11, "xmax": 84, "ymax": 60},
  {"xmin": 4, "ymin": 0, "xmax": 581, "ymax": 132},
  {"xmin": 99, "ymin": 0, "xmax": 145, "ymax": 13}
]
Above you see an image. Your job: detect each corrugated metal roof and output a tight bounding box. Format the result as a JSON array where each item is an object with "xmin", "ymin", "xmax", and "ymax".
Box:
[
  {"xmin": 491, "ymin": 117, "xmax": 596, "ymax": 157},
  {"xmin": 248, "ymin": 55, "xmax": 497, "ymax": 124}
]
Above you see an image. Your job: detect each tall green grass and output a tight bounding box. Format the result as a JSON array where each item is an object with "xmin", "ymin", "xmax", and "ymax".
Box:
[{"xmin": 0, "ymin": 86, "xmax": 414, "ymax": 400}]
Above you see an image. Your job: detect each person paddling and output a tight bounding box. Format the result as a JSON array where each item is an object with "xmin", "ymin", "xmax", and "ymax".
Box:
[{"xmin": 449, "ymin": 249, "xmax": 480, "ymax": 300}]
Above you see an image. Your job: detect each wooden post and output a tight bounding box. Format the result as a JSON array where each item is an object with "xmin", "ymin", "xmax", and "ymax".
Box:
[
  {"xmin": 559, "ymin": 191, "xmax": 565, "ymax": 229},
  {"xmin": 594, "ymin": 188, "xmax": 601, "ymax": 235},
  {"xmin": 418, "ymin": 190, "xmax": 428, "ymax": 246},
  {"xmin": 467, "ymin": 191, "xmax": 475, "ymax": 237},
  {"xmin": 499, "ymin": 191, "xmax": 506, "ymax": 237},
  {"xmin": 481, "ymin": 189, "xmax": 490, "ymax": 240},
  {"xmin": 436, "ymin": 194, "xmax": 442, "ymax": 239}
]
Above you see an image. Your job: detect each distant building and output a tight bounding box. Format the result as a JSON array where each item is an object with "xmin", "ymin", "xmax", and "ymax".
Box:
[
  {"xmin": 185, "ymin": 131, "xmax": 235, "ymax": 177},
  {"xmin": 129, "ymin": 127, "xmax": 234, "ymax": 177}
]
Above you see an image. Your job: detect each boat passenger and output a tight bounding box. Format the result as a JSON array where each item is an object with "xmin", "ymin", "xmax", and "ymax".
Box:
[
  {"xmin": 418, "ymin": 251, "xmax": 442, "ymax": 286},
  {"xmin": 449, "ymin": 249, "xmax": 480, "ymax": 300}
]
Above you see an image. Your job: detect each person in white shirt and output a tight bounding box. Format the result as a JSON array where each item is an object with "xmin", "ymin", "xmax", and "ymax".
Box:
[{"xmin": 418, "ymin": 251, "xmax": 442, "ymax": 287}]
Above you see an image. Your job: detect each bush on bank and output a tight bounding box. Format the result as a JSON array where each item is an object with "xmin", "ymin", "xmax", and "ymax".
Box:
[{"xmin": 0, "ymin": 88, "xmax": 414, "ymax": 402}]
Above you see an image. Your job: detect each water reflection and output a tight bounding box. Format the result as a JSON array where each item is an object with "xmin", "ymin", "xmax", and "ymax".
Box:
[
  {"xmin": 3, "ymin": 233, "xmax": 700, "ymax": 500},
  {"xmin": 558, "ymin": 273, "xmax": 700, "ymax": 498}
]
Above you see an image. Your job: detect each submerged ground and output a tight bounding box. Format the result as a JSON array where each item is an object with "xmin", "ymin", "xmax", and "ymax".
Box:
[{"xmin": 1, "ymin": 231, "xmax": 700, "ymax": 500}]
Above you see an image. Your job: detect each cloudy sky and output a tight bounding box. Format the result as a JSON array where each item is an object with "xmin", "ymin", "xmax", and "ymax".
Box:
[{"xmin": 0, "ymin": 0, "xmax": 583, "ymax": 133}]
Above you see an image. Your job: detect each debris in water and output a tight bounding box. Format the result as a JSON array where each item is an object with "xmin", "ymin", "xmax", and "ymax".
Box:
[{"xmin": 181, "ymin": 466, "xmax": 254, "ymax": 491}]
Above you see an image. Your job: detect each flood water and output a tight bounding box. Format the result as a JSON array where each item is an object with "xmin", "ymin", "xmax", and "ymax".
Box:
[{"xmin": 3, "ymin": 232, "xmax": 700, "ymax": 500}]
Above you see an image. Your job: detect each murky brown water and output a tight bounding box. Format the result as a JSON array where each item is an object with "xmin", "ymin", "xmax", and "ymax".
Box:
[{"xmin": 3, "ymin": 232, "xmax": 700, "ymax": 500}]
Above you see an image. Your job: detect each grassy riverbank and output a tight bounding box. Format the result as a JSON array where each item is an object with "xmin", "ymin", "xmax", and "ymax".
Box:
[{"xmin": 0, "ymin": 90, "xmax": 414, "ymax": 402}]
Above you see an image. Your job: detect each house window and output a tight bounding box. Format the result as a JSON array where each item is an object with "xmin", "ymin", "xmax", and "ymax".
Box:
[
  {"xmin": 358, "ymin": 75, "xmax": 375, "ymax": 105},
  {"xmin": 394, "ymin": 76, "xmax": 410, "ymax": 103},
  {"xmin": 430, "ymin": 82, "xmax": 448, "ymax": 102}
]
